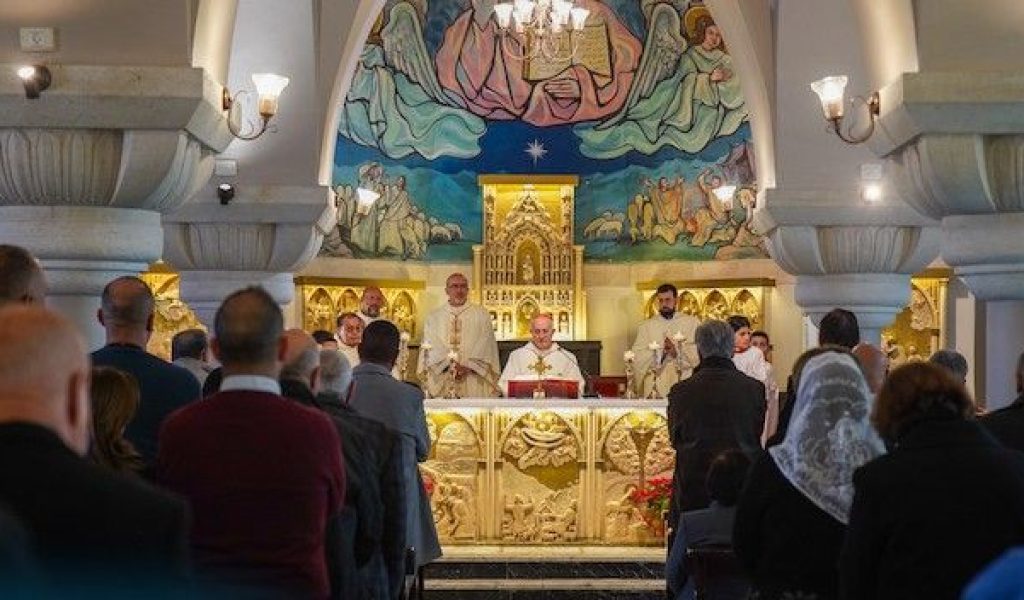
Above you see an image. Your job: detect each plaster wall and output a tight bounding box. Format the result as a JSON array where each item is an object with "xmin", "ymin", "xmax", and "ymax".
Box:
[
  {"xmin": 913, "ymin": 0, "xmax": 1024, "ymax": 72},
  {"xmin": 983, "ymin": 301, "xmax": 1024, "ymax": 411},
  {"xmin": 0, "ymin": 0, "xmax": 190, "ymax": 65},
  {"xmin": 773, "ymin": 0, "xmax": 875, "ymax": 191},
  {"xmin": 191, "ymin": 0, "xmax": 239, "ymax": 84}
]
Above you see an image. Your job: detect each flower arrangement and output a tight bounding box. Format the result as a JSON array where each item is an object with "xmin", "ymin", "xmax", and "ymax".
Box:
[
  {"xmin": 628, "ymin": 476, "xmax": 673, "ymax": 538},
  {"xmin": 422, "ymin": 472, "xmax": 435, "ymax": 496}
]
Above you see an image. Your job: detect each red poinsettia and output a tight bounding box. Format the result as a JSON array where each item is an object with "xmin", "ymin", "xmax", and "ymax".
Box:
[
  {"xmin": 628, "ymin": 476, "xmax": 673, "ymax": 536},
  {"xmin": 422, "ymin": 473, "xmax": 435, "ymax": 496}
]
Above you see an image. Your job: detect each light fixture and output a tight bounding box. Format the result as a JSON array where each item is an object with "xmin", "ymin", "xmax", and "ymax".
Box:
[
  {"xmin": 492, "ymin": 0, "xmax": 590, "ymax": 62},
  {"xmin": 221, "ymin": 72, "xmax": 290, "ymax": 141},
  {"xmin": 355, "ymin": 187, "xmax": 380, "ymax": 216},
  {"xmin": 712, "ymin": 184, "xmax": 737, "ymax": 210},
  {"xmin": 810, "ymin": 75, "xmax": 879, "ymax": 145},
  {"xmin": 860, "ymin": 162, "xmax": 884, "ymax": 203},
  {"xmin": 17, "ymin": 65, "xmax": 51, "ymax": 99},
  {"xmin": 217, "ymin": 183, "xmax": 235, "ymax": 205}
]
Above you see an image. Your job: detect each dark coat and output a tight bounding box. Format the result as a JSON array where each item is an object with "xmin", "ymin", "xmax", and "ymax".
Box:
[
  {"xmin": 733, "ymin": 452, "xmax": 846, "ymax": 599},
  {"xmin": 668, "ymin": 356, "xmax": 765, "ymax": 520},
  {"xmin": 0, "ymin": 423, "xmax": 189, "ymax": 590},
  {"xmin": 981, "ymin": 394, "xmax": 1024, "ymax": 453},
  {"xmin": 316, "ymin": 391, "xmax": 408, "ymax": 600},
  {"xmin": 91, "ymin": 344, "xmax": 200, "ymax": 468},
  {"xmin": 840, "ymin": 418, "xmax": 1024, "ymax": 600}
]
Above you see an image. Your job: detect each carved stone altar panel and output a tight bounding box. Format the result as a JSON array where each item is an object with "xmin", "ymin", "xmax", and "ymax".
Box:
[
  {"xmin": 140, "ymin": 265, "xmax": 205, "ymax": 361},
  {"xmin": 294, "ymin": 277, "xmax": 424, "ymax": 336},
  {"xmin": 422, "ymin": 411, "xmax": 485, "ymax": 543},
  {"xmin": 881, "ymin": 271, "xmax": 949, "ymax": 369},
  {"xmin": 495, "ymin": 410, "xmax": 585, "ymax": 544},
  {"xmin": 598, "ymin": 411, "xmax": 673, "ymax": 546},
  {"xmin": 640, "ymin": 279, "xmax": 774, "ymax": 328},
  {"xmin": 474, "ymin": 176, "xmax": 586, "ymax": 341}
]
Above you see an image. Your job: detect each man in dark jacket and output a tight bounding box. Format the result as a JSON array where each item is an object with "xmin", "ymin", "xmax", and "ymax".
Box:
[
  {"xmin": 668, "ymin": 319, "xmax": 765, "ymax": 522},
  {"xmin": 982, "ymin": 350, "xmax": 1024, "ymax": 452},
  {"xmin": 281, "ymin": 329, "xmax": 406, "ymax": 600},
  {"xmin": 0, "ymin": 306, "xmax": 189, "ymax": 592}
]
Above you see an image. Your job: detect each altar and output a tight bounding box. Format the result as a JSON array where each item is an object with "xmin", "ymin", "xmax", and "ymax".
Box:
[{"xmin": 421, "ymin": 398, "xmax": 672, "ymax": 547}]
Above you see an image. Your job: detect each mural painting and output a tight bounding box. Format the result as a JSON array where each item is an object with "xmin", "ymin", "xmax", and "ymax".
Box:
[{"xmin": 326, "ymin": 0, "xmax": 764, "ymax": 262}]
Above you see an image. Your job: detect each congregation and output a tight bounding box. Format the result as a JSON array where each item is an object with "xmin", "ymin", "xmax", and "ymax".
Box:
[{"xmin": 1, "ymin": 241, "xmax": 1024, "ymax": 599}]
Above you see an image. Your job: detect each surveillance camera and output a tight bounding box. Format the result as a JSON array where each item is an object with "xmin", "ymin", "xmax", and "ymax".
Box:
[{"xmin": 217, "ymin": 183, "xmax": 235, "ymax": 205}]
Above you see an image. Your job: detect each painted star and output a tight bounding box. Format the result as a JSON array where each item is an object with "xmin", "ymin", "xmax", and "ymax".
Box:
[{"xmin": 525, "ymin": 139, "xmax": 548, "ymax": 166}]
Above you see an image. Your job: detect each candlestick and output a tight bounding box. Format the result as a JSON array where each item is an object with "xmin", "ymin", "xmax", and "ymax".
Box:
[
  {"xmin": 445, "ymin": 349, "xmax": 460, "ymax": 399},
  {"xmin": 646, "ymin": 344, "xmax": 660, "ymax": 399},
  {"xmin": 397, "ymin": 330, "xmax": 411, "ymax": 381},
  {"xmin": 623, "ymin": 350, "xmax": 636, "ymax": 399},
  {"xmin": 418, "ymin": 344, "xmax": 433, "ymax": 399}
]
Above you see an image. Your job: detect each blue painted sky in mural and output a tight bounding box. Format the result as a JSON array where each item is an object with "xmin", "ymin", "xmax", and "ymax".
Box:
[{"xmin": 334, "ymin": 122, "xmax": 750, "ymax": 177}]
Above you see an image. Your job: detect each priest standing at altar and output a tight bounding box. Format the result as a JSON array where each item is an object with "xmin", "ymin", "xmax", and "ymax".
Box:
[
  {"xmin": 631, "ymin": 284, "xmax": 700, "ymax": 398},
  {"xmin": 499, "ymin": 313, "xmax": 585, "ymax": 397},
  {"xmin": 420, "ymin": 273, "xmax": 500, "ymax": 397}
]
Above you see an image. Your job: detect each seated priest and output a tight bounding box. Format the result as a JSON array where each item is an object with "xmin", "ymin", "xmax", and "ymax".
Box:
[{"xmin": 498, "ymin": 313, "xmax": 586, "ymax": 398}]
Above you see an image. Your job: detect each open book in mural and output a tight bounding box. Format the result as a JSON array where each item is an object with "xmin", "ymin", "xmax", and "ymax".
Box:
[{"xmin": 325, "ymin": 0, "xmax": 765, "ymax": 262}]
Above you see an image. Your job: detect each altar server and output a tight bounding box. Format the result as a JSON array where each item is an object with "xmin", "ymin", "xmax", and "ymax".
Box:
[{"xmin": 631, "ymin": 284, "xmax": 700, "ymax": 398}]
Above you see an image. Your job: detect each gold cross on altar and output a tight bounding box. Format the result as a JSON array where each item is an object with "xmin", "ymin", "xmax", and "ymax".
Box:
[{"xmin": 528, "ymin": 354, "xmax": 552, "ymax": 377}]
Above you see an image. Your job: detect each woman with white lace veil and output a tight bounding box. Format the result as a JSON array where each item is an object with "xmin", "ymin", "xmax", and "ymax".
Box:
[{"xmin": 734, "ymin": 351, "xmax": 886, "ymax": 600}]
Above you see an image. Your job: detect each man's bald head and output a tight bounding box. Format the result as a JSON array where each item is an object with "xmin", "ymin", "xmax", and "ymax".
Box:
[
  {"xmin": 281, "ymin": 329, "xmax": 320, "ymax": 389},
  {"xmin": 361, "ymin": 286, "xmax": 385, "ymax": 318},
  {"xmin": 212, "ymin": 287, "xmax": 285, "ymax": 373},
  {"xmin": 0, "ymin": 244, "xmax": 46, "ymax": 306},
  {"xmin": 0, "ymin": 306, "xmax": 91, "ymax": 454},
  {"xmin": 99, "ymin": 276, "xmax": 155, "ymax": 344},
  {"xmin": 853, "ymin": 342, "xmax": 889, "ymax": 395}
]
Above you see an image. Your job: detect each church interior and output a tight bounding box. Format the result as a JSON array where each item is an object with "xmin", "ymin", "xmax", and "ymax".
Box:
[{"xmin": 2, "ymin": 0, "xmax": 1024, "ymax": 598}]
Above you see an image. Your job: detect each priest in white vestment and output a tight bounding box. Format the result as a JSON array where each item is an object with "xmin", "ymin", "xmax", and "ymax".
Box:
[
  {"xmin": 631, "ymin": 284, "xmax": 700, "ymax": 398},
  {"xmin": 335, "ymin": 311, "xmax": 365, "ymax": 369},
  {"xmin": 499, "ymin": 314, "xmax": 585, "ymax": 397},
  {"xmin": 419, "ymin": 273, "xmax": 500, "ymax": 397},
  {"xmin": 358, "ymin": 286, "xmax": 386, "ymax": 326},
  {"xmin": 728, "ymin": 315, "xmax": 778, "ymax": 444}
]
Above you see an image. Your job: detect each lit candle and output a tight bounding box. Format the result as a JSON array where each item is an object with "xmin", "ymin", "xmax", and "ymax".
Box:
[
  {"xmin": 400, "ymin": 331, "xmax": 411, "ymax": 342},
  {"xmin": 672, "ymin": 331, "xmax": 686, "ymax": 343},
  {"xmin": 447, "ymin": 350, "xmax": 459, "ymax": 362},
  {"xmin": 648, "ymin": 341, "xmax": 661, "ymax": 351},
  {"xmin": 623, "ymin": 350, "xmax": 635, "ymax": 362},
  {"xmin": 420, "ymin": 341, "xmax": 433, "ymax": 351}
]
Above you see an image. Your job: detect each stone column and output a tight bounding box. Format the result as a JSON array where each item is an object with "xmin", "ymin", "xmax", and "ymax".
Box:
[
  {"xmin": 755, "ymin": 190, "xmax": 940, "ymax": 345},
  {"xmin": 162, "ymin": 185, "xmax": 336, "ymax": 329},
  {"xmin": 877, "ymin": 72, "xmax": 1024, "ymax": 403},
  {"xmin": 0, "ymin": 66, "xmax": 230, "ymax": 349}
]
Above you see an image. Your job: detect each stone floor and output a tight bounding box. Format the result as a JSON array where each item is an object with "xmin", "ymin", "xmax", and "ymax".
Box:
[{"xmin": 422, "ymin": 546, "xmax": 667, "ymax": 600}]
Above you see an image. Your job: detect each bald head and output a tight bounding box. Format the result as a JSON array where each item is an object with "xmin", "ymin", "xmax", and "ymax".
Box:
[
  {"xmin": 0, "ymin": 306, "xmax": 91, "ymax": 454},
  {"xmin": 853, "ymin": 343, "xmax": 888, "ymax": 395},
  {"xmin": 99, "ymin": 276, "xmax": 154, "ymax": 346},
  {"xmin": 361, "ymin": 286, "xmax": 384, "ymax": 318},
  {"xmin": 0, "ymin": 244, "xmax": 46, "ymax": 306},
  {"xmin": 281, "ymin": 329, "xmax": 320, "ymax": 390},
  {"xmin": 212, "ymin": 287, "xmax": 285, "ymax": 375}
]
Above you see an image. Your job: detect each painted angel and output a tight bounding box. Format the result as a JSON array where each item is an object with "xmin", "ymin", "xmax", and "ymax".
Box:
[
  {"xmin": 575, "ymin": 4, "xmax": 748, "ymax": 158},
  {"xmin": 338, "ymin": 1, "xmax": 486, "ymax": 159}
]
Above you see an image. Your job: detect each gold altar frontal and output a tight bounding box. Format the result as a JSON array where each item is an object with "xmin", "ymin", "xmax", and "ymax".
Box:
[{"xmin": 422, "ymin": 398, "xmax": 672, "ymax": 547}]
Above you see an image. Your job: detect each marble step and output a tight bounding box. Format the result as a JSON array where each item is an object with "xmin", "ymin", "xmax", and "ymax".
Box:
[
  {"xmin": 423, "ymin": 578, "xmax": 665, "ymax": 599},
  {"xmin": 424, "ymin": 560, "xmax": 665, "ymax": 580}
]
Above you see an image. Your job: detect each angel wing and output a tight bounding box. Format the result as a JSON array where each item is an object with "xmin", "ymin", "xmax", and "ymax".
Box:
[
  {"xmin": 593, "ymin": 3, "xmax": 685, "ymax": 129},
  {"xmin": 381, "ymin": 2, "xmax": 464, "ymax": 108}
]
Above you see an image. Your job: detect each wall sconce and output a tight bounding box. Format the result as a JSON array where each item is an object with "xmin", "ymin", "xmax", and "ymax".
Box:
[
  {"xmin": 221, "ymin": 72, "xmax": 290, "ymax": 141},
  {"xmin": 355, "ymin": 187, "xmax": 380, "ymax": 216},
  {"xmin": 217, "ymin": 183, "xmax": 235, "ymax": 205},
  {"xmin": 810, "ymin": 75, "xmax": 879, "ymax": 145},
  {"xmin": 17, "ymin": 65, "xmax": 51, "ymax": 99},
  {"xmin": 712, "ymin": 184, "xmax": 737, "ymax": 211}
]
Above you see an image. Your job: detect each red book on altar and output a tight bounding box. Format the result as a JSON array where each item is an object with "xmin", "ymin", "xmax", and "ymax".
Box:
[{"xmin": 507, "ymin": 379, "xmax": 580, "ymax": 399}]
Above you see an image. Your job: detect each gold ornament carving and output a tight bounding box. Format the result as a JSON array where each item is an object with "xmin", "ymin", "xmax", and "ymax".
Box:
[
  {"xmin": 140, "ymin": 267, "xmax": 205, "ymax": 360},
  {"xmin": 502, "ymin": 412, "xmax": 578, "ymax": 470},
  {"xmin": 295, "ymin": 277, "xmax": 423, "ymax": 337},
  {"xmin": 640, "ymin": 279, "xmax": 773, "ymax": 327},
  {"xmin": 882, "ymin": 272, "xmax": 949, "ymax": 368}
]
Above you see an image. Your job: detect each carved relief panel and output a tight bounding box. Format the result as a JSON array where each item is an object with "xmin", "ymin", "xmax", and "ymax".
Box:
[
  {"xmin": 295, "ymin": 277, "xmax": 424, "ymax": 337},
  {"xmin": 495, "ymin": 410, "xmax": 585, "ymax": 544},
  {"xmin": 640, "ymin": 279, "xmax": 774, "ymax": 329},
  {"xmin": 140, "ymin": 265, "xmax": 205, "ymax": 361},
  {"xmin": 882, "ymin": 271, "xmax": 949, "ymax": 369},
  {"xmin": 422, "ymin": 411, "xmax": 485, "ymax": 543}
]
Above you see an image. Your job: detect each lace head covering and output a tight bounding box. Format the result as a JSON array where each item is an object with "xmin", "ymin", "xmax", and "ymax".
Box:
[{"xmin": 768, "ymin": 352, "xmax": 885, "ymax": 524}]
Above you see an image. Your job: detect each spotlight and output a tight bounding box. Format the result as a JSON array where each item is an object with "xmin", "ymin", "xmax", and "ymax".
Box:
[
  {"xmin": 17, "ymin": 65, "xmax": 51, "ymax": 99},
  {"xmin": 217, "ymin": 183, "xmax": 235, "ymax": 205},
  {"xmin": 861, "ymin": 183, "xmax": 883, "ymax": 203}
]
